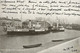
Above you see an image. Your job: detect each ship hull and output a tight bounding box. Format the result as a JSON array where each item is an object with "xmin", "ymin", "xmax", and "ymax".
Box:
[
  {"xmin": 52, "ymin": 30, "xmax": 64, "ymax": 32},
  {"xmin": 23, "ymin": 44, "xmax": 42, "ymax": 48},
  {"xmin": 51, "ymin": 28, "xmax": 65, "ymax": 32},
  {"xmin": 7, "ymin": 30, "xmax": 50, "ymax": 35}
]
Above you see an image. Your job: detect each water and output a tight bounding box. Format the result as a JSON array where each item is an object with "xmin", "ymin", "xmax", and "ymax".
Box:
[{"xmin": 0, "ymin": 29, "xmax": 80, "ymax": 53}]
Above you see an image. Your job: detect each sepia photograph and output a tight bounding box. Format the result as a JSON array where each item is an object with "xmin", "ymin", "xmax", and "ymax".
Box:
[{"xmin": 0, "ymin": 0, "xmax": 80, "ymax": 53}]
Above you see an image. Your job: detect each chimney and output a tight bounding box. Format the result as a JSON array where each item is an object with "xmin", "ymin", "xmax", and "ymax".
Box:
[{"xmin": 6, "ymin": 16, "xmax": 8, "ymax": 19}]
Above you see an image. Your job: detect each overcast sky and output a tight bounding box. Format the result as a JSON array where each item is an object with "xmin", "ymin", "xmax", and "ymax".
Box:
[{"xmin": 0, "ymin": 0, "xmax": 80, "ymax": 24}]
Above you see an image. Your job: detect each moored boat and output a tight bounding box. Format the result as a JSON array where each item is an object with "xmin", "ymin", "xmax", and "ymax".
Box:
[
  {"xmin": 7, "ymin": 28, "xmax": 50, "ymax": 35},
  {"xmin": 51, "ymin": 26, "xmax": 65, "ymax": 32},
  {"xmin": 7, "ymin": 20, "xmax": 50, "ymax": 35},
  {"xmin": 51, "ymin": 18, "xmax": 65, "ymax": 32}
]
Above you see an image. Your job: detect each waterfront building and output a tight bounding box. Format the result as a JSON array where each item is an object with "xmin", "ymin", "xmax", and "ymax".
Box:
[
  {"xmin": 0, "ymin": 17, "xmax": 22, "ymax": 28},
  {"xmin": 12, "ymin": 18, "xmax": 22, "ymax": 28}
]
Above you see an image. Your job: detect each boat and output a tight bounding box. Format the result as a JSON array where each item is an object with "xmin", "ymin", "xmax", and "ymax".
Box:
[
  {"xmin": 7, "ymin": 29, "xmax": 30, "ymax": 35},
  {"xmin": 7, "ymin": 27, "xmax": 50, "ymax": 35},
  {"xmin": 58, "ymin": 26, "xmax": 65, "ymax": 31},
  {"xmin": 34, "ymin": 28, "xmax": 50, "ymax": 34},
  {"xmin": 66, "ymin": 26, "xmax": 72, "ymax": 30},
  {"xmin": 33, "ymin": 21, "xmax": 50, "ymax": 34},
  {"xmin": 23, "ymin": 43, "xmax": 42, "ymax": 48},
  {"xmin": 51, "ymin": 18, "xmax": 65, "ymax": 32},
  {"xmin": 51, "ymin": 26, "xmax": 65, "ymax": 32},
  {"xmin": 7, "ymin": 20, "xmax": 50, "ymax": 35}
]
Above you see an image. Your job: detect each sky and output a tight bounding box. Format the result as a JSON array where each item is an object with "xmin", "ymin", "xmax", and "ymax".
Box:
[{"xmin": 0, "ymin": 0, "xmax": 80, "ymax": 24}]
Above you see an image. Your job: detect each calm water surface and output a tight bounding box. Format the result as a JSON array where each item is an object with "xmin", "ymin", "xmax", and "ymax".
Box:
[{"xmin": 0, "ymin": 29, "xmax": 80, "ymax": 49}]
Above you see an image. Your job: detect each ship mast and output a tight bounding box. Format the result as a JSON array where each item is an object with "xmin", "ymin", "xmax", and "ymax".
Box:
[
  {"xmin": 20, "ymin": 0, "xmax": 23, "ymax": 28},
  {"xmin": 56, "ymin": 17, "xmax": 59, "ymax": 30}
]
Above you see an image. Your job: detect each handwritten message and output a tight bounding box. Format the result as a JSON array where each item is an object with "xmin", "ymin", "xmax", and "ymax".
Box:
[{"xmin": 0, "ymin": 0, "xmax": 80, "ymax": 16}]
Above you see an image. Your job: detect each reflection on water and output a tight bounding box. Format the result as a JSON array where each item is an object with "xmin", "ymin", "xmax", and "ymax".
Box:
[{"xmin": 0, "ymin": 29, "xmax": 80, "ymax": 49}]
